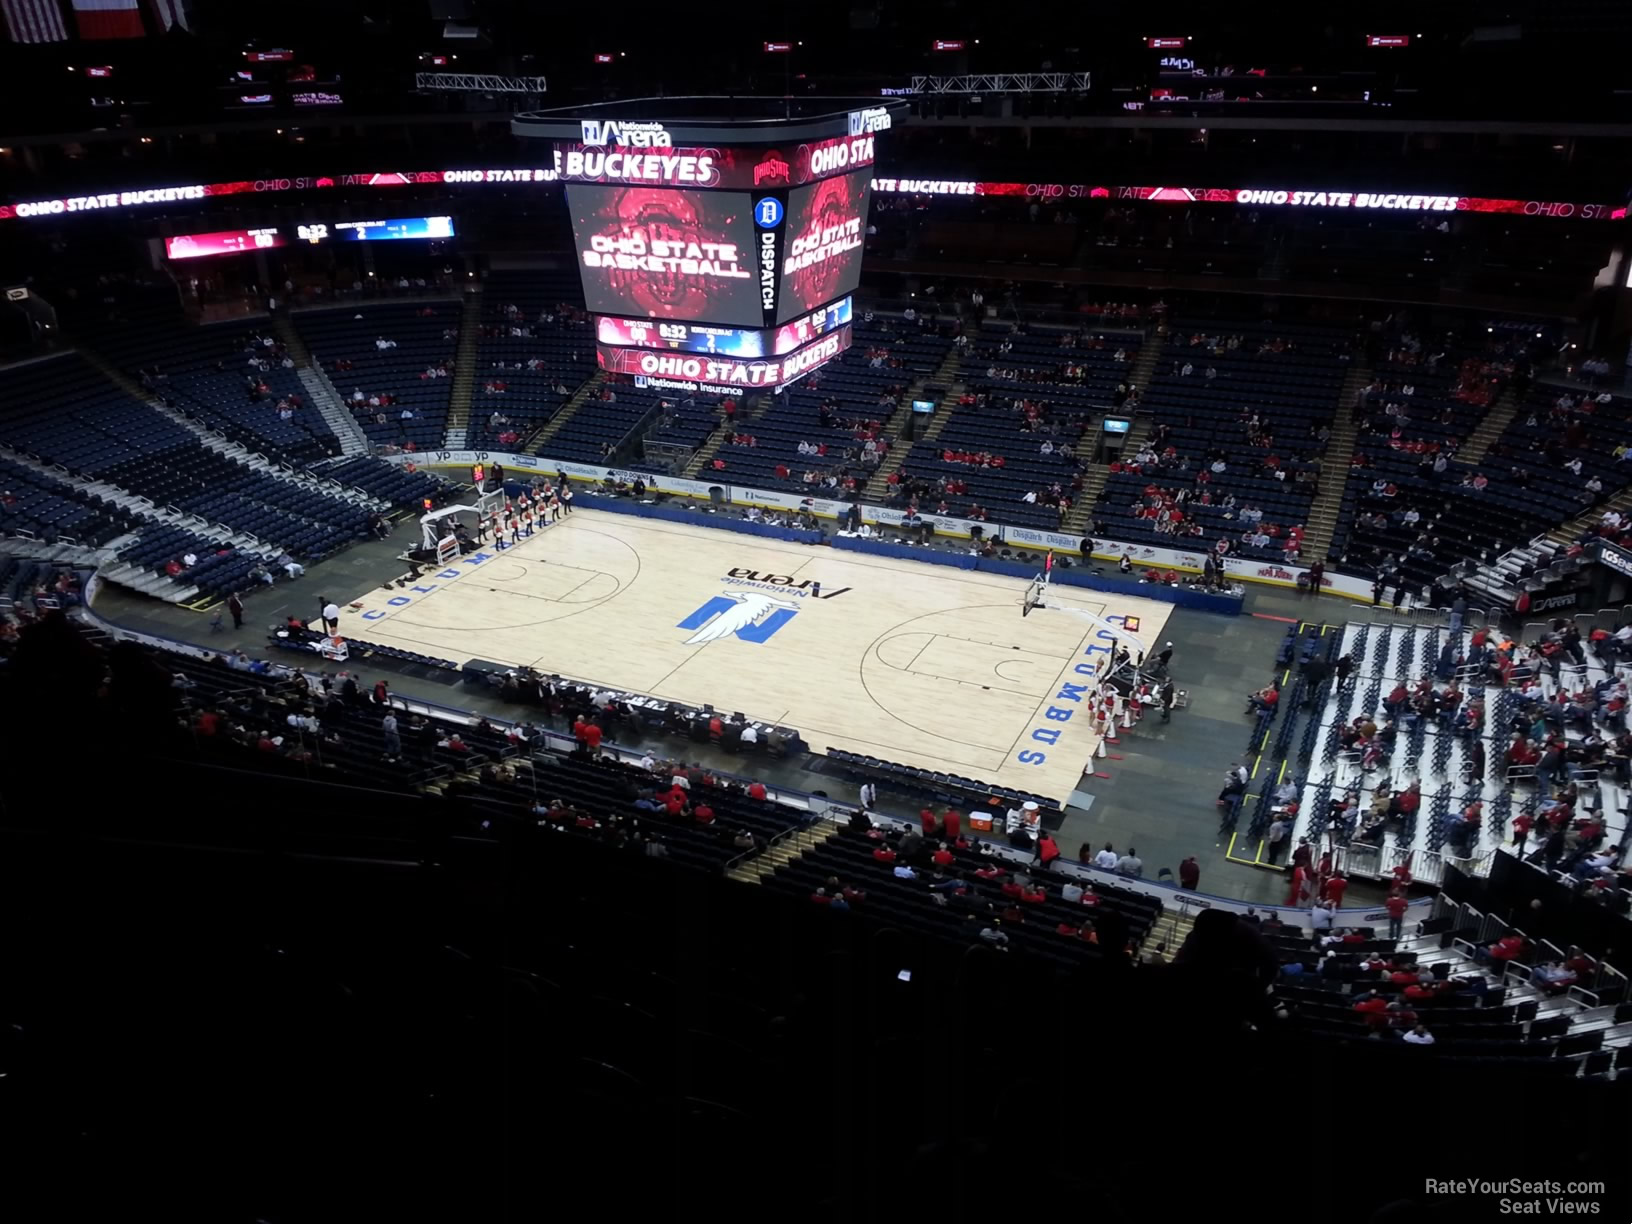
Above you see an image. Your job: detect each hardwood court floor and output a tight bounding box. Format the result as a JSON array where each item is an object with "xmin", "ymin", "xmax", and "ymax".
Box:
[{"xmin": 340, "ymin": 510, "xmax": 1172, "ymax": 802}]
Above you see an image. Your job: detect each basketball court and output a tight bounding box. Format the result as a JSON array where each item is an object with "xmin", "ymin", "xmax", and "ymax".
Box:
[{"xmin": 339, "ymin": 509, "xmax": 1172, "ymax": 802}]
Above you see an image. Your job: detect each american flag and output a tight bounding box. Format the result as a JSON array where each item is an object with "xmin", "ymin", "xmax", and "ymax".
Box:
[
  {"xmin": 71, "ymin": 0, "xmax": 145, "ymax": 39},
  {"xmin": 2, "ymin": 0, "xmax": 69, "ymax": 42}
]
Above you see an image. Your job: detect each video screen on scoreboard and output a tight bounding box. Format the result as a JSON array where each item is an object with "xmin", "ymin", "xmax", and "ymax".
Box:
[
  {"xmin": 566, "ymin": 184, "xmax": 760, "ymax": 327},
  {"xmin": 771, "ymin": 295, "xmax": 852, "ymax": 355},
  {"xmin": 597, "ymin": 315, "xmax": 768, "ymax": 358},
  {"xmin": 333, "ymin": 216, "xmax": 455, "ymax": 241},
  {"xmin": 776, "ymin": 170, "xmax": 870, "ymax": 324},
  {"xmin": 164, "ymin": 227, "xmax": 284, "ymax": 260}
]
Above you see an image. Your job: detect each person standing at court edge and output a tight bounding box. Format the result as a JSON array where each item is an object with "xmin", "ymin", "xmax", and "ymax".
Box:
[{"xmin": 1178, "ymin": 857, "xmax": 1200, "ymax": 891}]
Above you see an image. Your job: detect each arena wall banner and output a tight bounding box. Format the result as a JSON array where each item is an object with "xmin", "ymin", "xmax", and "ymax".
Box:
[
  {"xmin": 867, "ymin": 178, "xmax": 1622, "ymax": 221},
  {"xmin": 384, "ymin": 451, "xmax": 1377, "ymax": 600},
  {"xmin": 416, "ymin": 451, "xmax": 728, "ymax": 502},
  {"xmin": 2, "ymin": 166, "xmax": 1621, "ymax": 224},
  {"xmin": 6, "ymin": 163, "xmax": 1618, "ymax": 225}
]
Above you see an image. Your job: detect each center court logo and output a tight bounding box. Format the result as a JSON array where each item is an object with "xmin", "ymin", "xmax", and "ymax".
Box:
[
  {"xmin": 679, "ymin": 592, "xmax": 800, "ymax": 644},
  {"xmin": 676, "ymin": 567, "xmax": 850, "ymax": 645}
]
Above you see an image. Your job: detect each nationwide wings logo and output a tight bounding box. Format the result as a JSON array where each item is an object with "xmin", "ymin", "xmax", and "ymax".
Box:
[
  {"xmin": 677, "ymin": 567, "xmax": 849, "ymax": 644},
  {"xmin": 678, "ymin": 592, "xmax": 800, "ymax": 645}
]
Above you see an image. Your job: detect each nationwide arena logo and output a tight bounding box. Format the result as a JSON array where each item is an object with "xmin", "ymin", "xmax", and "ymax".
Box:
[
  {"xmin": 580, "ymin": 119, "xmax": 672, "ymax": 148},
  {"xmin": 847, "ymin": 107, "xmax": 892, "ymax": 137}
]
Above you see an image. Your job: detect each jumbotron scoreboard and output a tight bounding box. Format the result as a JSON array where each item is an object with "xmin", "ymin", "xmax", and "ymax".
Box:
[{"xmin": 512, "ymin": 97, "xmax": 905, "ymax": 396}]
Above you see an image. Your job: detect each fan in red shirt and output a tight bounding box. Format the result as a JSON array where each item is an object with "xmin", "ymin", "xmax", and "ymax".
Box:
[
  {"xmin": 1384, "ymin": 892, "xmax": 1409, "ymax": 937},
  {"xmin": 1321, "ymin": 871, "xmax": 1348, "ymax": 908},
  {"xmin": 1353, "ymin": 994, "xmax": 1389, "ymax": 1028},
  {"xmin": 1285, "ymin": 863, "xmax": 1311, "ymax": 908},
  {"xmin": 582, "ymin": 722, "xmax": 603, "ymax": 753},
  {"xmin": 931, "ymin": 844, "xmax": 955, "ymax": 867},
  {"xmin": 1488, "ymin": 934, "xmax": 1525, "ymax": 962},
  {"xmin": 872, "ymin": 845, "xmax": 896, "ymax": 863},
  {"xmin": 1020, "ymin": 885, "xmax": 1047, "ymax": 904},
  {"xmin": 920, "ymin": 807, "xmax": 940, "ymax": 836},
  {"xmin": 1037, "ymin": 834, "xmax": 1061, "ymax": 868},
  {"xmin": 942, "ymin": 809, "xmax": 962, "ymax": 840},
  {"xmin": 692, "ymin": 802, "xmax": 715, "ymax": 824},
  {"xmin": 747, "ymin": 781, "xmax": 767, "ymax": 800}
]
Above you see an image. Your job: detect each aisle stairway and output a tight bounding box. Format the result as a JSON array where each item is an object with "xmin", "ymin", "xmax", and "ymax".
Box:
[
  {"xmin": 681, "ymin": 393, "xmax": 769, "ymax": 479},
  {"xmin": 1457, "ymin": 383, "xmax": 1524, "ymax": 467},
  {"xmin": 524, "ymin": 372, "xmax": 604, "ymax": 455},
  {"xmin": 1302, "ymin": 360, "xmax": 1369, "ymax": 560},
  {"xmin": 859, "ymin": 347, "xmax": 963, "ymax": 501},
  {"xmin": 76, "ymin": 346, "xmax": 287, "ymax": 476},
  {"xmin": 1142, "ymin": 907, "xmax": 1194, "ymax": 957},
  {"xmin": 1059, "ymin": 337, "xmax": 1162, "ymax": 540},
  {"xmin": 726, "ymin": 822, "xmax": 840, "ymax": 884},
  {"xmin": 442, "ymin": 287, "xmax": 483, "ymax": 449},
  {"xmin": 1124, "ymin": 333, "xmax": 1163, "ymax": 404},
  {"xmin": 0, "ymin": 442, "xmax": 265, "ymax": 603},
  {"xmin": 272, "ymin": 314, "xmax": 313, "ymax": 369},
  {"xmin": 1061, "ymin": 416, "xmax": 1150, "ymax": 540},
  {"xmin": 296, "ymin": 367, "xmax": 372, "ymax": 457},
  {"xmin": 1467, "ymin": 480, "xmax": 1632, "ymax": 606},
  {"xmin": 79, "ymin": 341, "xmax": 381, "ymax": 503}
]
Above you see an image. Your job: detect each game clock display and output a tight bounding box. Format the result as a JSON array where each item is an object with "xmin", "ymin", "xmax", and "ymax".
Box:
[{"xmin": 164, "ymin": 227, "xmax": 284, "ymax": 260}]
